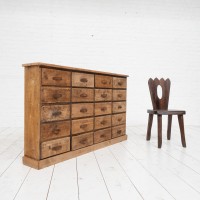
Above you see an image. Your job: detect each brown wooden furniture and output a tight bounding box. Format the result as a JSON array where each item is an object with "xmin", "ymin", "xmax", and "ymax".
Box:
[
  {"xmin": 23, "ymin": 62, "xmax": 128, "ymax": 169},
  {"xmin": 146, "ymin": 78, "xmax": 186, "ymax": 148}
]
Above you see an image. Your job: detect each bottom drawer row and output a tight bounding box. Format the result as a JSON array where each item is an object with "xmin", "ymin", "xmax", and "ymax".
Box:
[{"xmin": 41, "ymin": 125, "xmax": 126, "ymax": 159}]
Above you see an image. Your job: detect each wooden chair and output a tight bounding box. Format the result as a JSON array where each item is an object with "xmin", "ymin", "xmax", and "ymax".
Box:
[{"xmin": 146, "ymin": 78, "xmax": 186, "ymax": 148}]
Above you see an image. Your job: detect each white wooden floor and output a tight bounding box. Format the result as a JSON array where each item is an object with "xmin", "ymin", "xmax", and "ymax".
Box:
[{"xmin": 1, "ymin": 125, "xmax": 200, "ymax": 200}]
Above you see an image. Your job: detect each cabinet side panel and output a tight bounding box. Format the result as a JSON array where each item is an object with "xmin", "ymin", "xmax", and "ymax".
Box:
[{"xmin": 24, "ymin": 66, "xmax": 41, "ymax": 160}]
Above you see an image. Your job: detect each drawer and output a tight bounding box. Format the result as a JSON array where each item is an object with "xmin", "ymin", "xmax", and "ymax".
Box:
[
  {"xmin": 72, "ymin": 72, "xmax": 94, "ymax": 87},
  {"xmin": 41, "ymin": 105, "xmax": 70, "ymax": 122},
  {"xmin": 95, "ymin": 75, "xmax": 112, "ymax": 88},
  {"xmin": 112, "ymin": 113, "xmax": 126, "ymax": 126},
  {"xmin": 112, "ymin": 125, "xmax": 126, "ymax": 138},
  {"xmin": 95, "ymin": 89, "xmax": 112, "ymax": 101},
  {"xmin": 42, "ymin": 68, "xmax": 71, "ymax": 86},
  {"xmin": 95, "ymin": 115, "xmax": 111, "ymax": 130},
  {"xmin": 72, "ymin": 132, "xmax": 93, "ymax": 150},
  {"xmin": 113, "ymin": 77, "xmax": 127, "ymax": 89},
  {"xmin": 41, "ymin": 121, "xmax": 70, "ymax": 142},
  {"xmin": 95, "ymin": 102, "xmax": 112, "ymax": 116},
  {"xmin": 41, "ymin": 87, "xmax": 71, "ymax": 103},
  {"xmin": 71, "ymin": 103, "xmax": 94, "ymax": 118},
  {"xmin": 72, "ymin": 88, "xmax": 94, "ymax": 102},
  {"xmin": 94, "ymin": 128, "xmax": 111, "ymax": 144},
  {"xmin": 113, "ymin": 90, "xmax": 126, "ymax": 101},
  {"xmin": 41, "ymin": 137, "xmax": 70, "ymax": 159},
  {"xmin": 113, "ymin": 102, "xmax": 126, "ymax": 113},
  {"xmin": 72, "ymin": 117, "xmax": 94, "ymax": 135}
]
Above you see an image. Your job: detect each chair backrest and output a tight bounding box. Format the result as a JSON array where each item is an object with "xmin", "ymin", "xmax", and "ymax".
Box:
[{"xmin": 148, "ymin": 78, "xmax": 171, "ymax": 110}]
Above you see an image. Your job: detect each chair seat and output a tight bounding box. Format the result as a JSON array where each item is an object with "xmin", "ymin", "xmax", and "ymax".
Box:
[{"xmin": 147, "ymin": 109, "xmax": 186, "ymax": 115}]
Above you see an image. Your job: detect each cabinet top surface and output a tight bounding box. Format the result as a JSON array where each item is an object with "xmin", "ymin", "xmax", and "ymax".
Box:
[{"xmin": 22, "ymin": 62, "xmax": 128, "ymax": 77}]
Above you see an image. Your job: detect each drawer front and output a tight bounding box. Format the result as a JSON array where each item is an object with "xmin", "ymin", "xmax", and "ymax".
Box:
[
  {"xmin": 42, "ymin": 68, "xmax": 71, "ymax": 86},
  {"xmin": 113, "ymin": 102, "xmax": 126, "ymax": 113},
  {"xmin": 95, "ymin": 102, "xmax": 112, "ymax": 116},
  {"xmin": 94, "ymin": 128, "xmax": 111, "ymax": 144},
  {"xmin": 41, "ymin": 105, "xmax": 70, "ymax": 122},
  {"xmin": 41, "ymin": 137, "xmax": 70, "ymax": 159},
  {"xmin": 95, "ymin": 115, "xmax": 111, "ymax": 130},
  {"xmin": 71, "ymin": 103, "xmax": 94, "ymax": 118},
  {"xmin": 112, "ymin": 113, "xmax": 126, "ymax": 126},
  {"xmin": 41, "ymin": 121, "xmax": 70, "ymax": 142},
  {"xmin": 112, "ymin": 125, "xmax": 126, "ymax": 138},
  {"xmin": 95, "ymin": 89, "xmax": 112, "ymax": 101},
  {"xmin": 113, "ymin": 90, "xmax": 126, "ymax": 101},
  {"xmin": 95, "ymin": 75, "xmax": 112, "ymax": 88},
  {"xmin": 72, "ymin": 132, "xmax": 93, "ymax": 150},
  {"xmin": 72, "ymin": 72, "xmax": 94, "ymax": 87},
  {"xmin": 72, "ymin": 88, "xmax": 94, "ymax": 102},
  {"xmin": 113, "ymin": 77, "xmax": 127, "ymax": 89},
  {"xmin": 72, "ymin": 117, "xmax": 94, "ymax": 135},
  {"xmin": 41, "ymin": 87, "xmax": 71, "ymax": 103}
]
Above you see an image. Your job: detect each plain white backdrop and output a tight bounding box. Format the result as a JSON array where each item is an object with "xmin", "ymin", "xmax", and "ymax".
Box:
[{"xmin": 0, "ymin": 0, "xmax": 200, "ymax": 127}]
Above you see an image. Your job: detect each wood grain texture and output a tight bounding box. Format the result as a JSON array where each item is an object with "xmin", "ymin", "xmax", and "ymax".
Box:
[
  {"xmin": 95, "ymin": 89, "xmax": 112, "ymax": 101},
  {"xmin": 72, "ymin": 132, "xmax": 93, "ymax": 151},
  {"xmin": 112, "ymin": 124, "xmax": 126, "ymax": 138},
  {"xmin": 41, "ymin": 137, "xmax": 70, "ymax": 159},
  {"xmin": 113, "ymin": 90, "xmax": 126, "ymax": 101},
  {"xmin": 113, "ymin": 77, "xmax": 127, "ymax": 89},
  {"xmin": 94, "ymin": 128, "xmax": 111, "ymax": 144},
  {"xmin": 72, "ymin": 117, "xmax": 94, "ymax": 135},
  {"xmin": 42, "ymin": 68, "xmax": 71, "ymax": 86},
  {"xmin": 95, "ymin": 75, "xmax": 112, "ymax": 88},
  {"xmin": 72, "ymin": 72, "xmax": 94, "ymax": 87},
  {"xmin": 95, "ymin": 102, "xmax": 112, "ymax": 116},
  {"xmin": 24, "ymin": 66, "xmax": 41, "ymax": 160},
  {"xmin": 112, "ymin": 113, "xmax": 126, "ymax": 126},
  {"xmin": 113, "ymin": 102, "xmax": 126, "ymax": 113},
  {"xmin": 41, "ymin": 87, "xmax": 71, "ymax": 103},
  {"xmin": 72, "ymin": 88, "xmax": 94, "ymax": 102},
  {"xmin": 41, "ymin": 105, "xmax": 70, "ymax": 122},
  {"xmin": 41, "ymin": 121, "xmax": 70, "ymax": 142},
  {"xmin": 95, "ymin": 115, "xmax": 111, "ymax": 130},
  {"xmin": 71, "ymin": 103, "xmax": 94, "ymax": 118}
]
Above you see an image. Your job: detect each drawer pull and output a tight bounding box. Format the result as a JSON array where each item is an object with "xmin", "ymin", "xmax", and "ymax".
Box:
[
  {"xmin": 52, "ymin": 111, "xmax": 62, "ymax": 117},
  {"xmin": 118, "ymin": 94, "xmax": 122, "ymax": 98},
  {"xmin": 52, "ymin": 128, "xmax": 60, "ymax": 135},
  {"xmin": 51, "ymin": 145, "xmax": 62, "ymax": 151},
  {"xmin": 101, "ymin": 120, "xmax": 107, "ymax": 125},
  {"xmin": 101, "ymin": 80, "xmax": 107, "ymax": 84},
  {"xmin": 101, "ymin": 93, "xmax": 107, "ymax": 98},
  {"xmin": 52, "ymin": 77, "xmax": 62, "ymax": 81},
  {"xmin": 118, "ymin": 82, "xmax": 122, "ymax": 86},
  {"xmin": 117, "ymin": 130, "xmax": 122, "ymax": 135},
  {"xmin": 118, "ymin": 117, "xmax": 122, "ymax": 121},
  {"xmin": 80, "ymin": 124, "xmax": 88, "ymax": 129},
  {"xmin": 80, "ymin": 93, "xmax": 88, "ymax": 98},
  {"xmin": 101, "ymin": 107, "xmax": 107, "ymax": 112},
  {"xmin": 118, "ymin": 105, "xmax": 122, "ymax": 109},
  {"xmin": 80, "ymin": 108, "xmax": 87, "ymax": 113},
  {"xmin": 80, "ymin": 138, "xmax": 87, "ymax": 144},
  {"xmin": 80, "ymin": 78, "xmax": 88, "ymax": 83},
  {"xmin": 100, "ymin": 134, "xmax": 105, "ymax": 138},
  {"xmin": 53, "ymin": 93, "xmax": 62, "ymax": 99}
]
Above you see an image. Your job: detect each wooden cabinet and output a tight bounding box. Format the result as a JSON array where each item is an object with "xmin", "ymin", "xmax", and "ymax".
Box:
[{"xmin": 23, "ymin": 62, "xmax": 128, "ymax": 169}]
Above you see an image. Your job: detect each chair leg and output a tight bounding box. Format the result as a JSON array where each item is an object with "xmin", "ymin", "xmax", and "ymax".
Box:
[
  {"xmin": 178, "ymin": 115, "xmax": 186, "ymax": 147},
  {"xmin": 146, "ymin": 114, "xmax": 153, "ymax": 141},
  {"xmin": 157, "ymin": 115, "xmax": 162, "ymax": 148},
  {"xmin": 167, "ymin": 115, "xmax": 172, "ymax": 140}
]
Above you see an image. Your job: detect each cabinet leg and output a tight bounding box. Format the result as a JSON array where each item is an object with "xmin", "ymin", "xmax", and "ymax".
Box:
[
  {"xmin": 157, "ymin": 115, "xmax": 162, "ymax": 148},
  {"xmin": 167, "ymin": 115, "xmax": 172, "ymax": 140},
  {"xmin": 178, "ymin": 115, "xmax": 186, "ymax": 147},
  {"xmin": 146, "ymin": 114, "xmax": 153, "ymax": 141}
]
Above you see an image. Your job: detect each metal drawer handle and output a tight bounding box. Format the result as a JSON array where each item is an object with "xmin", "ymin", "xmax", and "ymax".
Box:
[
  {"xmin": 80, "ymin": 124, "xmax": 87, "ymax": 129},
  {"xmin": 52, "ymin": 77, "xmax": 62, "ymax": 81},
  {"xmin": 118, "ymin": 105, "xmax": 122, "ymax": 109},
  {"xmin": 101, "ymin": 80, "xmax": 107, "ymax": 84},
  {"xmin": 100, "ymin": 134, "xmax": 105, "ymax": 138},
  {"xmin": 80, "ymin": 108, "xmax": 87, "ymax": 113},
  {"xmin": 118, "ymin": 94, "xmax": 122, "ymax": 98},
  {"xmin": 117, "ymin": 130, "xmax": 122, "ymax": 135},
  {"xmin": 80, "ymin": 93, "xmax": 88, "ymax": 98},
  {"xmin": 118, "ymin": 117, "xmax": 122, "ymax": 121},
  {"xmin": 118, "ymin": 82, "xmax": 122, "ymax": 86},
  {"xmin": 53, "ymin": 93, "xmax": 62, "ymax": 99},
  {"xmin": 80, "ymin": 138, "xmax": 87, "ymax": 144},
  {"xmin": 52, "ymin": 111, "xmax": 62, "ymax": 117},
  {"xmin": 80, "ymin": 78, "xmax": 88, "ymax": 83},
  {"xmin": 51, "ymin": 145, "xmax": 62, "ymax": 151},
  {"xmin": 52, "ymin": 128, "xmax": 60, "ymax": 135},
  {"xmin": 101, "ymin": 93, "xmax": 107, "ymax": 98},
  {"xmin": 101, "ymin": 107, "xmax": 107, "ymax": 112},
  {"xmin": 101, "ymin": 120, "xmax": 107, "ymax": 125}
]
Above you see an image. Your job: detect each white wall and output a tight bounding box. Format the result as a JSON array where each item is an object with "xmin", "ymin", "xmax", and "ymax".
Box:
[{"xmin": 0, "ymin": 0, "xmax": 200, "ymax": 127}]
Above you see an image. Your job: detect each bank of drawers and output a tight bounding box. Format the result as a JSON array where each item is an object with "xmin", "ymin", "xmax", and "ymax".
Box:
[{"xmin": 40, "ymin": 68, "xmax": 127, "ymax": 159}]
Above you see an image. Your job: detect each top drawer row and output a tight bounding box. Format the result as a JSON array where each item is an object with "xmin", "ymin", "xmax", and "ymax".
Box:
[{"xmin": 42, "ymin": 68, "xmax": 126, "ymax": 89}]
